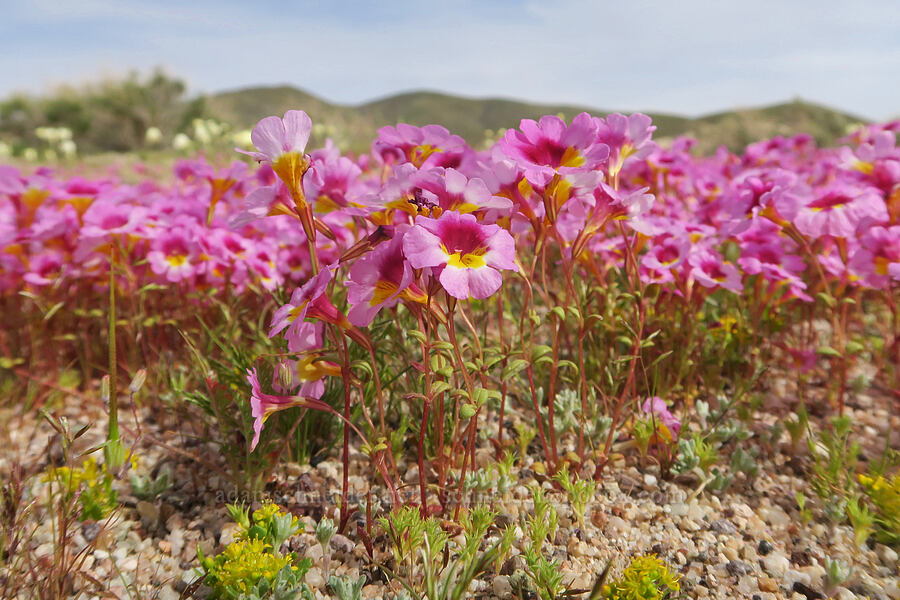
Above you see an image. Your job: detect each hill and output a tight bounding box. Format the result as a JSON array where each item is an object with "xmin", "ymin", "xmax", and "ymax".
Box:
[{"xmin": 206, "ymin": 86, "xmax": 865, "ymax": 154}]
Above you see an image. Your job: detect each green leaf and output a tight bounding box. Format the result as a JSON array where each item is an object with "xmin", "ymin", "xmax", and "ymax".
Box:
[
  {"xmin": 501, "ymin": 359, "xmax": 529, "ymax": 381},
  {"xmin": 816, "ymin": 345, "xmax": 842, "ymax": 358}
]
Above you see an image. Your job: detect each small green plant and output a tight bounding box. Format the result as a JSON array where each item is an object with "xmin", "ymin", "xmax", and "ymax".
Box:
[
  {"xmin": 514, "ymin": 423, "xmax": 537, "ymax": 465},
  {"xmin": 316, "ymin": 516, "xmax": 337, "ymax": 578},
  {"xmin": 845, "ymin": 495, "xmax": 875, "ymax": 549},
  {"xmin": 198, "ymin": 501, "xmax": 312, "ymax": 599},
  {"xmin": 599, "ymin": 554, "xmax": 680, "ymax": 600},
  {"xmin": 377, "ymin": 504, "xmax": 509, "ymax": 600},
  {"xmin": 858, "ymin": 470, "xmax": 900, "ymax": 546},
  {"xmin": 328, "ymin": 575, "xmax": 366, "ymax": 600},
  {"xmin": 795, "ymin": 492, "xmax": 813, "ymax": 525},
  {"xmin": 521, "ymin": 485, "xmax": 565, "ymax": 600},
  {"xmin": 823, "ymin": 557, "xmax": 851, "ymax": 594},
  {"xmin": 784, "ymin": 404, "xmax": 808, "ymax": 450},
  {"xmin": 44, "ymin": 455, "xmax": 118, "ymax": 522},
  {"xmin": 808, "ymin": 415, "xmax": 859, "ymax": 505},
  {"xmin": 129, "ymin": 464, "xmax": 172, "ymax": 500},
  {"xmin": 553, "ymin": 464, "xmax": 597, "ymax": 528}
]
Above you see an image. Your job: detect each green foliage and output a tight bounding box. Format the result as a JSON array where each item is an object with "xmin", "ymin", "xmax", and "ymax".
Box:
[
  {"xmin": 129, "ymin": 464, "xmax": 172, "ymax": 501},
  {"xmin": 858, "ymin": 471, "xmax": 900, "ymax": 546},
  {"xmin": 600, "ymin": 554, "xmax": 680, "ymax": 600},
  {"xmin": 377, "ymin": 504, "xmax": 509, "ymax": 600},
  {"xmin": 553, "ymin": 464, "xmax": 597, "ymax": 528},
  {"xmin": 328, "ymin": 575, "xmax": 366, "ymax": 600},
  {"xmin": 808, "ymin": 415, "xmax": 860, "ymax": 524},
  {"xmin": 199, "ymin": 501, "xmax": 311, "ymax": 599},
  {"xmin": 43, "ymin": 456, "xmax": 118, "ymax": 522}
]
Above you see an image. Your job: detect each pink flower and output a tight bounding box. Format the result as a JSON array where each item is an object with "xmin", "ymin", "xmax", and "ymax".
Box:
[
  {"xmin": 848, "ymin": 225, "xmax": 900, "ymax": 288},
  {"xmin": 794, "ymin": 184, "xmax": 887, "ymax": 239},
  {"xmin": 595, "ymin": 113, "xmax": 656, "ymax": 177},
  {"xmin": 246, "ymin": 364, "xmax": 338, "ymax": 451},
  {"xmin": 402, "ymin": 211, "xmax": 518, "ymax": 300},
  {"xmin": 373, "ymin": 123, "xmax": 474, "ymax": 170},
  {"xmin": 641, "ymin": 397, "xmax": 680, "ymax": 436},
  {"xmin": 346, "ymin": 230, "xmax": 426, "ymax": 326},
  {"xmin": 240, "ymin": 110, "xmax": 313, "ymax": 163},
  {"xmin": 499, "ymin": 113, "xmax": 609, "ymax": 187},
  {"xmin": 147, "ymin": 228, "xmax": 197, "ymax": 283},
  {"xmin": 270, "ymin": 267, "xmax": 340, "ymax": 347},
  {"xmin": 688, "ymin": 248, "xmax": 743, "ymax": 293},
  {"xmin": 239, "ymin": 110, "xmax": 314, "ymax": 207}
]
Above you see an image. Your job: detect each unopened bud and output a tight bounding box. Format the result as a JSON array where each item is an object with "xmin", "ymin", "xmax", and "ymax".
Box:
[{"xmin": 128, "ymin": 369, "xmax": 147, "ymax": 394}]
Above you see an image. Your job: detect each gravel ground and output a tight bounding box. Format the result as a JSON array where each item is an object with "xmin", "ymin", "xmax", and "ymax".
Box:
[{"xmin": 2, "ymin": 378, "xmax": 899, "ymax": 600}]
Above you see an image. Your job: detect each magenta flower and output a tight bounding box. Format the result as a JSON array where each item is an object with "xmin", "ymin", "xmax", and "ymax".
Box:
[
  {"xmin": 794, "ymin": 184, "xmax": 887, "ymax": 239},
  {"xmin": 147, "ymin": 228, "xmax": 197, "ymax": 283},
  {"xmin": 595, "ymin": 113, "xmax": 656, "ymax": 177},
  {"xmin": 402, "ymin": 211, "xmax": 517, "ymax": 300},
  {"xmin": 688, "ymin": 248, "xmax": 743, "ymax": 293},
  {"xmin": 373, "ymin": 123, "xmax": 474, "ymax": 170},
  {"xmin": 346, "ymin": 230, "xmax": 426, "ymax": 326},
  {"xmin": 849, "ymin": 225, "xmax": 900, "ymax": 288},
  {"xmin": 499, "ymin": 113, "xmax": 609, "ymax": 186},
  {"xmin": 270, "ymin": 267, "xmax": 339, "ymax": 345},
  {"xmin": 241, "ymin": 110, "xmax": 312, "ymax": 163},
  {"xmin": 641, "ymin": 397, "xmax": 680, "ymax": 436},
  {"xmin": 246, "ymin": 364, "xmax": 339, "ymax": 451}
]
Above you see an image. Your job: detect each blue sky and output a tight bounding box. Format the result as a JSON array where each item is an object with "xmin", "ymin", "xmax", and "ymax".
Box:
[{"xmin": 2, "ymin": 0, "xmax": 899, "ymax": 120}]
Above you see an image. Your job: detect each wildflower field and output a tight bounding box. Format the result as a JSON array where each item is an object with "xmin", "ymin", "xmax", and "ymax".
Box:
[{"xmin": 1, "ymin": 110, "xmax": 899, "ymax": 599}]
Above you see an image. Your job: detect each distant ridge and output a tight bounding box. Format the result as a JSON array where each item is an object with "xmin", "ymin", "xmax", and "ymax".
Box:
[{"xmin": 206, "ymin": 86, "xmax": 866, "ymax": 154}]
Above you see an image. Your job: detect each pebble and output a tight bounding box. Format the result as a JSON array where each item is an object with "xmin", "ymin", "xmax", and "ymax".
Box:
[
  {"xmin": 833, "ymin": 587, "xmax": 855, "ymax": 600},
  {"xmin": 877, "ymin": 544, "xmax": 899, "ymax": 567},
  {"xmin": 158, "ymin": 585, "xmax": 179, "ymax": 600},
  {"xmin": 758, "ymin": 576, "xmax": 778, "ymax": 593},
  {"xmin": 331, "ymin": 534, "xmax": 355, "ymax": 554},
  {"xmin": 763, "ymin": 553, "xmax": 790, "ymax": 579},
  {"xmin": 757, "ymin": 539, "xmax": 774, "ymax": 555},
  {"xmin": 306, "ymin": 566, "xmax": 325, "ymax": 588},
  {"xmin": 726, "ymin": 560, "xmax": 752, "ymax": 577},
  {"xmin": 492, "ymin": 575, "xmax": 512, "ymax": 598},
  {"xmin": 605, "ymin": 516, "xmax": 628, "ymax": 536},
  {"xmin": 136, "ymin": 500, "xmax": 159, "ymax": 526},
  {"xmin": 643, "ymin": 473, "xmax": 658, "ymax": 488},
  {"xmin": 885, "ymin": 579, "xmax": 900, "ymax": 600},
  {"xmin": 710, "ymin": 518, "xmax": 737, "ymax": 535}
]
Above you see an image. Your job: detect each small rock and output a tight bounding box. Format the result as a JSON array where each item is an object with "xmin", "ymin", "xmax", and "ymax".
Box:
[
  {"xmin": 759, "ymin": 505, "xmax": 791, "ymax": 529},
  {"xmin": 833, "ymin": 587, "xmax": 855, "ymax": 600},
  {"xmin": 643, "ymin": 473, "xmax": 658, "ymax": 489},
  {"xmin": 158, "ymin": 540, "xmax": 172, "ymax": 554},
  {"xmin": 784, "ymin": 569, "xmax": 811, "ymax": 589},
  {"xmin": 158, "ymin": 585, "xmax": 179, "ymax": 600},
  {"xmin": 136, "ymin": 500, "xmax": 159, "ymax": 526},
  {"xmin": 306, "ymin": 566, "xmax": 325, "ymax": 588},
  {"xmin": 670, "ymin": 502, "xmax": 689, "ymax": 517},
  {"xmin": 726, "ymin": 561, "xmax": 752, "ymax": 577},
  {"xmin": 710, "ymin": 519, "xmax": 737, "ymax": 535},
  {"xmin": 606, "ymin": 516, "xmax": 628, "ymax": 536},
  {"xmin": 492, "ymin": 575, "xmax": 512, "ymax": 598},
  {"xmin": 763, "ymin": 553, "xmax": 790, "ymax": 579},
  {"xmin": 331, "ymin": 534, "xmax": 355, "ymax": 554},
  {"xmin": 877, "ymin": 544, "xmax": 899, "ymax": 567},
  {"xmin": 758, "ymin": 576, "xmax": 778, "ymax": 593},
  {"xmin": 757, "ymin": 539, "xmax": 774, "ymax": 556},
  {"xmin": 885, "ymin": 578, "xmax": 900, "ymax": 600}
]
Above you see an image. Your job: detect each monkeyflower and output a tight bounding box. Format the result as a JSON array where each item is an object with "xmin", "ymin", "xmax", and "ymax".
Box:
[
  {"xmin": 595, "ymin": 113, "xmax": 656, "ymax": 178},
  {"xmin": 641, "ymin": 397, "xmax": 681, "ymax": 437},
  {"xmin": 247, "ymin": 364, "xmax": 339, "ymax": 451},
  {"xmin": 402, "ymin": 211, "xmax": 517, "ymax": 300},
  {"xmin": 239, "ymin": 110, "xmax": 316, "ymax": 237},
  {"xmin": 499, "ymin": 113, "xmax": 609, "ymax": 187},
  {"xmin": 794, "ymin": 183, "xmax": 887, "ymax": 239},
  {"xmin": 373, "ymin": 123, "xmax": 474, "ymax": 171},
  {"xmin": 346, "ymin": 230, "xmax": 427, "ymax": 326},
  {"xmin": 146, "ymin": 227, "xmax": 197, "ymax": 283},
  {"xmin": 271, "ymin": 265, "xmax": 371, "ymax": 351}
]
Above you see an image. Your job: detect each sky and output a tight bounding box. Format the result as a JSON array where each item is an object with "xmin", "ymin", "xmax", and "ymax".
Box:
[{"xmin": 2, "ymin": 0, "xmax": 899, "ymax": 120}]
